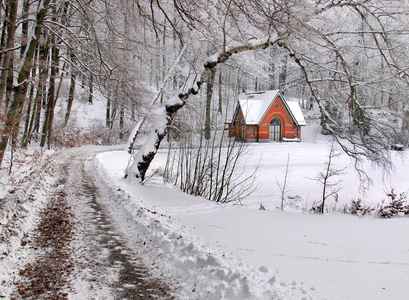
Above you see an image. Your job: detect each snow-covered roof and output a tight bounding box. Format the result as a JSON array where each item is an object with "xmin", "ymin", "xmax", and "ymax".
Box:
[
  {"xmin": 286, "ymin": 101, "xmax": 306, "ymax": 126},
  {"xmin": 238, "ymin": 90, "xmax": 306, "ymax": 126}
]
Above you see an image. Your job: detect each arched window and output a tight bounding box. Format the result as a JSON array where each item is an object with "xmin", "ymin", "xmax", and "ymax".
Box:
[{"xmin": 269, "ymin": 118, "xmax": 281, "ymax": 141}]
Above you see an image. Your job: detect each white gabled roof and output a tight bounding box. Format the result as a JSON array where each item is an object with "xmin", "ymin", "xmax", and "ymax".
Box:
[
  {"xmin": 286, "ymin": 101, "xmax": 306, "ymax": 126},
  {"xmin": 238, "ymin": 90, "xmax": 306, "ymax": 126}
]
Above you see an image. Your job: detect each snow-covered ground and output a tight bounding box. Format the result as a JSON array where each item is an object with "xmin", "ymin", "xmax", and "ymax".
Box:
[
  {"xmin": 1, "ymin": 96, "xmax": 408, "ymax": 299},
  {"xmin": 92, "ymin": 126, "xmax": 409, "ymax": 300}
]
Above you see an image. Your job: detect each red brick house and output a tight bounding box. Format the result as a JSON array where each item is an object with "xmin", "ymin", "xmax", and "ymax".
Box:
[{"xmin": 228, "ymin": 90, "xmax": 306, "ymax": 142}]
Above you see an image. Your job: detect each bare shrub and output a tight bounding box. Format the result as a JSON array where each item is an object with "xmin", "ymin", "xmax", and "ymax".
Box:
[
  {"xmin": 52, "ymin": 123, "xmax": 123, "ymax": 147},
  {"xmin": 163, "ymin": 113, "xmax": 259, "ymax": 204}
]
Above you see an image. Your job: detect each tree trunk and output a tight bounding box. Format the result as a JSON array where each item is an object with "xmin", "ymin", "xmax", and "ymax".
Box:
[
  {"xmin": 21, "ymin": 61, "xmax": 37, "ymax": 148},
  {"xmin": 0, "ymin": 2, "xmax": 7, "ymax": 63},
  {"xmin": 0, "ymin": 0, "xmax": 50, "ymax": 166},
  {"xmin": 0, "ymin": 0, "xmax": 18, "ymax": 107},
  {"xmin": 119, "ymin": 105, "xmax": 124, "ymax": 140},
  {"xmin": 127, "ymin": 43, "xmax": 187, "ymax": 153},
  {"xmin": 63, "ymin": 71, "xmax": 76, "ymax": 127},
  {"xmin": 32, "ymin": 74, "xmax": 45, "ymax": 136},
  {"xmin": 278, "ymin": 54, "xmax": 287, "ymax": 92},
  {"xmin": 110, "ymin": 99, "xmax": 117, "ymax": 129},
  {"xmin": 40, "ymin": 35, "xmax": 59, "ymax": 149},
  {"xmin": 20, "ymin": 0, "xmax": 30, "ymax": 57},
  {"xmin": 106, "ymin": 94, "xmax": 111, "ymax": 127},
  {"xmin": 400, "ymin": 108, "xmax": 409, "ymax": 145},
  {"xmin": 218, "ymin": 70, "xmax": 222, "ymax": 114},
  {"xmin": 131, "ymin": 102, "xmax": 136, "ymax": 121},
  {"xmin": 5, "ymin": 49, "xmax": 14, "ymax": 112},
  {"xmin": 88, "ymin": 73, "xmax": 93, "ymax": 104},
  {"xmin": 63, "ymin": 51, "xmax": 76, "ymax": 127},
  {"xmin": 205, "ymin": 69, "xmax": 216, "ymax": 140}
]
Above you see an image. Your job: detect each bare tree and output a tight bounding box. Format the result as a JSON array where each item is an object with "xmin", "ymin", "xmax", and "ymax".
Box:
[
  {"xmin": 163, "ymin": 97, "xmax": 259, "ymax": 204},
  {"xmin": 276, "ymin": 153, "xmax": 291, "ymax": 211},
  {"xmin": 311, "ymin": 142, "xmax": 346, "ymax": 214}
]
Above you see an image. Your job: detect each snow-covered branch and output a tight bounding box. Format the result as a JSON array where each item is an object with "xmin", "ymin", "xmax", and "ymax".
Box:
[
  {"xmin": 125, "ymin": 36, "xmax": 279, "ymax": 181},
  {"xmin": 127, "ymin": 43, "xmax": 188, "ymax": 154}
]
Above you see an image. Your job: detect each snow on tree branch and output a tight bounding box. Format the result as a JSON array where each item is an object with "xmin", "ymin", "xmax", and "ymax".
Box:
[{"xmin": 125, "ymin": 36, "xmax": 279, "ymax": 181}]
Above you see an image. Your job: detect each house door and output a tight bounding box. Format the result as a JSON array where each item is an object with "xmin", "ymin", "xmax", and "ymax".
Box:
[{"xmin": 269, "ymin": 118, "xmax": 281, "ymax": 141}]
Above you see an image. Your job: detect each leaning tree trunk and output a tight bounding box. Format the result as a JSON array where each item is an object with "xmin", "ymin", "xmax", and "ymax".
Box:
[
  {"xmin": 127, "ymin": 43, "xmax": 187, "ymax": 153},
  {"xmin": 126, "ymin": 37, "xmax": 279, "ymax": 181}
]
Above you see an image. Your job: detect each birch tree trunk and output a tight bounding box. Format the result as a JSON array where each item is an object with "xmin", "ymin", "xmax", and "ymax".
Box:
[{"xmin": 126, "ymin": 37, "xmax": 279, "ymax": 181}]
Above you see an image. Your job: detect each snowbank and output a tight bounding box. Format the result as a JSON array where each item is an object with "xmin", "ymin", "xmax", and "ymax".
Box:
[{"xmin": 0, "ymin": 150, "xmax": 58, "ymax": 298}]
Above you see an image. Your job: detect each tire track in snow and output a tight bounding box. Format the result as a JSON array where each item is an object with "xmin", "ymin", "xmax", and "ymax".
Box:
[
  {"xmin": 72, "ymin": 155, "xmax": 172, "ymax": 299},
  {"xmin": 9, "ymin": 148, "xmax": 173, "ymax": 299}
]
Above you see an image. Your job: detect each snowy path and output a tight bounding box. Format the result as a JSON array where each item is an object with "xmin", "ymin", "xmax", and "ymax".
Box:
[{"xmin": 5, "ymin": 148, "xmax": 173, "ymax": 299}]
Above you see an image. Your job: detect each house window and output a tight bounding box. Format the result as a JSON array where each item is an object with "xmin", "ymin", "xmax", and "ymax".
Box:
[
  {"xmin": 274, "ymin": 104, "xmax": 279, "ymax": 108},
  {"xmin": 251, "ymin": 128, "xmax": 255, "ymax": 136},
  {"xmin": 294, "ymin": 127, "xmax": 298, "ymax": 137}
]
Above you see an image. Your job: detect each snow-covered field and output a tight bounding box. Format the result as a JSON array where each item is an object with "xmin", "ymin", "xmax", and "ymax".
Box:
[{"xmin": 93, "ymin": 127, "xmax": 409, "ymax": 299}]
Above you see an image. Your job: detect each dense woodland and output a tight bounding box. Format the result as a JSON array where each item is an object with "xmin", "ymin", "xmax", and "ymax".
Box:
[{"xmin": 1, "ymin": 0, "xmax": 409, "ymax": 179}]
